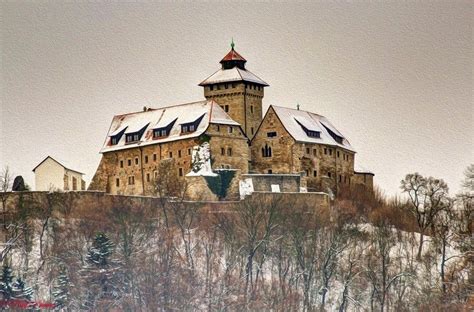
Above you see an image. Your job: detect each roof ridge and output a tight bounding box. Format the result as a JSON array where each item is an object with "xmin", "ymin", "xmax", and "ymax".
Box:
[{"xmin": 113, "ymin": 100, "xmax": 208, "ymax": 118}]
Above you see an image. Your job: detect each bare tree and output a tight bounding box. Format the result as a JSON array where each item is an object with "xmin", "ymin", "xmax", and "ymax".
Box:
[
  {"xmin": 0, "ymin": 166, "xmax": 13, "ymax": 229},
  {"xmin": 400, "ymin": 173, "xmax": 449, "ymax": 259}
]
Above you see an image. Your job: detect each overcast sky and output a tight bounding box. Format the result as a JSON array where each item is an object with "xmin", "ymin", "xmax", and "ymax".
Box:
[{"xmin": 1, "ymin": 1, "xmax": 472, "ymax": 195}]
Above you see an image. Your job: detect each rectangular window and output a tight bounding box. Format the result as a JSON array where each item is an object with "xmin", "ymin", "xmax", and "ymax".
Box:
[
  {"xmin": 225, "ymin": 83, "xmax": 228, "ymax": 89},
  {"xmin": 324, "ymin": 148, "xmax": 327, "ymax": 155},
  {"xmin": 313, "ymin": 170, "xmax": 317, "ymax": 177},
  {"xmin": 329, "ymin": 149, "xmax": 333, "ymax": 156},
  {"xmin": 146, "ymin": 173, "xmax": 150, "ymax": 182},
  {"xmin": 128, "ymin": 159, "xmax": 132, "ymax": 166},
  {"xmin": 210, "ymin": 85, "xmax": 214, "ymax": 91},
  {"xmin": 337, "ymin": 151, "xmax": 340, "ymax": 158},
  {"xmin": 306, "ymin": 147, "xmax": 310, "ymax": 154},
  {"xmin": 217, "ymin": 125, "xmax": 220, "ymax": 132},
  {"xmin": 251, "ymin": 127, "xmax": 254, "ymax": 135},
  {"xmin": 178, "ymin": 150, "xmax": 182, "ymax": 158},
  {"xmin": 120, "ymin": 160, "xmax": 124, "ymax": 168},
  {"xmin": 339, "ymin": 175, "xmax": 342, "ymax": 182},
  {"xmin": 153, "ymin": 154, "xmax": 157, "ymax": 161},
  {"xmin": 188, "ymin": 148, "xmax": 191, "ymax": 155},
  {"xmin": 128, "ymin": 176, "xmax": 135, "ymax": 185},
  {"xmin": 232, "ymin": 83, "xmax": 237, "ymax": 88},
  {"xmin": 221, "ymin": 147, "xmax": 225, "ymax": 155},
  {"xmin": 116, "ymin": 178, "xmax": 120, "ymax": 187},
  {"xmin": 267, "ymin": 131, "xmax": 277, "ymax": 137},
  {"xmin": 224, "ymin": 105, "xmax": 229, "ymax": 112},
  {"xmin": 169, "ymin": 151, "xmax": 173, "ymax": 158},
  {"xmin": 135, "ymin": 157, "xmax": 139, "ymax": 165},
  {"xmin": 154, "ymin": 170, "xmax": 158, "ymax": 179},
  {"xmin": 313, "ymin": 149, "xmax": 317, "ymax": 156},
  {"xmin": 178, "ymin": 168, "xmax": 183, "ymax": 177},
  {"xmin": 111, "ymin": 137, "xmax": 119, "ymax": 145},
  {"xmin": 250, "ymin": 105, "xmax": 254, "ymax": 113},
  {"xmin": 328, "ymin": 172, "xmax": 332, "ymax": 178},
  {"xmin": 228, "ymin": 126, "xmax": 233, "ymax": 133},
  {"xmin": 305, "ymin": 170, "xmax": 309, "ymax": 177},
  {"xmin": 145, "ymin": 155, "xmax": 148, "ymax": 164},
  {"xmin": 227, "ymin": 148, "xmax": 232, "ymax": 156}
]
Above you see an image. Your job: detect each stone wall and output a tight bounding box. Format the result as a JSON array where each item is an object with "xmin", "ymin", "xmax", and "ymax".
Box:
[
  {"xmin": 1, "ymin": 190, "xmax": 330, "ymax": 218},
  {"xmin": 353, "ymin": 172, "xmax": 374, "ymax": 192},
  {"xmin": 242, "ymin": 174, "xmax": 302, "ymax": 193}
]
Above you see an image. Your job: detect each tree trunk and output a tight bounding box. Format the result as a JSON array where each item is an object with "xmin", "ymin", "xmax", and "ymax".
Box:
[{"xmin": 417, "ymin": 231, "xmax": 424, "ymax": 259}]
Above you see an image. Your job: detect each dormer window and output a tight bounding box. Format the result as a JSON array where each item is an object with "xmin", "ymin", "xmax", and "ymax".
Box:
[
  {"xmin": 321, "ymin": 123, "xmax": 344, "ymax": 144},
  {"xmin": 125, "ymin": 124, "xmax": 148, "ymax": 144},
  {"xmin": 181, "ymin": 114, "xmax": 205, "ymax": 134},
  {"xmin": 295, "ymin": 118, "xmax": 321, "ymax": 139},
  {"xmin": 109, "ymin": 127, "xmax": 127, "ymax": 146},
  {"xmin": 153, "ymin": 118, "xmax": 177, "ymax": 139}
]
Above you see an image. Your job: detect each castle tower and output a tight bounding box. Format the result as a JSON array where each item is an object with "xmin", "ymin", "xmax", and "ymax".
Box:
[{"xmin": 199, "ymin": 41, "xmax": 268, "ymax": 139}]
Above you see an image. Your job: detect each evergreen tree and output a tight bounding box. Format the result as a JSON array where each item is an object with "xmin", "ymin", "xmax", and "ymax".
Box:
[
  {"xmin": 52, "ymin": 267, "xmax": 70, "ymax": 310},
  {"xmin": 82, "ymin": 232, "xmax": 121, "ymax": 310},
  {"xmin": 86, "ymin": 232, "xmax": 114, "ymax": 266},
  {"xmin": 0, "ymin": 265, "xmax": 13, "ymax": 300},
  {"xmin": 12, "ymin": 278, "xmax": 33, "ymax": 301}
]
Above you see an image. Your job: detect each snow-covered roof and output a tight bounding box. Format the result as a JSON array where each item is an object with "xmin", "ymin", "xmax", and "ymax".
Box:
[
  {"xmin": 32, "ymin": 156, "xmax": 85, "ymax": 175},
  {"xmin": 101, "ymin": 100, "xmax": 240, "ymax": 153},
  {"xmin": 354, "ymin": 165, "xmax": 374, "ymax": 175},
  {"xmin": 199, "ymin": 67, "xmax": 269, "ymax": 86},
  {"xmin": 269, "ymin": 105, "xmax": 355, "ymax": 152}
]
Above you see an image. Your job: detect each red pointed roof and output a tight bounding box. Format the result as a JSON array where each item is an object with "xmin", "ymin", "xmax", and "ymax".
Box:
[{"xmin": 220, "ymin": 48, "xmax": 246, "ymax": 63}]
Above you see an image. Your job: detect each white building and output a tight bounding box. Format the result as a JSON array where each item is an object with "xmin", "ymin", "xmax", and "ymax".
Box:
[{"xmin": 32, "ymin": 156, "xmax": 86, "ymax": 191}]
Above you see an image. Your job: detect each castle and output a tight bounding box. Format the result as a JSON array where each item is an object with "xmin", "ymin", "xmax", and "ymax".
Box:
[{"xmin": 89, "ymin": 43, "xmax": 373, "ymax": 198}]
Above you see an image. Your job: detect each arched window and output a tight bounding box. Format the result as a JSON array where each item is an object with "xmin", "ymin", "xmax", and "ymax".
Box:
[{"xmin": 262, "ymin": 144, "xmax": 272, "ymax": 158}]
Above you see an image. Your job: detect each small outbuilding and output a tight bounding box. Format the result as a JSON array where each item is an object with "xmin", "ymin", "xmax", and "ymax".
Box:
[{"xmin": 32, "ymin": 156, "xmax": 86, "ymax": 191}]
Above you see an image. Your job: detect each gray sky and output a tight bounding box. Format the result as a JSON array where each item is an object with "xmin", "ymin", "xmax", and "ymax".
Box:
[{"xmin": 1, "ymin": 1, "xmax": 472, "ymax": 195}]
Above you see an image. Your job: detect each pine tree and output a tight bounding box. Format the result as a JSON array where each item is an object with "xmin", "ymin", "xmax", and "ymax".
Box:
[
  {"xmin": 0, "ymin": 265, "xmax": 13, "ymax": 300},
  {"xmin": 12, "ymin": 277, "xmax": 33, "ymax": 301},
  {"xmin": 82, "ymin": 232, "xmax": 121, "ymax": 310},
  {"xmin": 86, "ymin": 232, "xmax": 114, "ymax": 266},
  {"xmin": 52, "ymin": 267, "xmax": 70, "ymax": 310}
]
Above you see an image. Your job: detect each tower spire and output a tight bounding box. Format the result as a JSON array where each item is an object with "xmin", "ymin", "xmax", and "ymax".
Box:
[{"xmin": 231, "ymin": 38, "xmax": 235, "ymax": 50}]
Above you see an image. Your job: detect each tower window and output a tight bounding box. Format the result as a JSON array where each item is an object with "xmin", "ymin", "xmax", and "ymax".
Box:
[
  {"xmin": 313, "ymin": 149, "xmax": 317, "ymax": 156},
  {"xmin": 153, "ymin": 154, "xmax": 157, "ymax": 161},
  {"xmin": 227, "ymin": 148, "xmax": 232, "ymax": 156},
  {"xmin": 324, "ymin": 148, "xmax": 327, "ymax": 155},
  {"xmin": 135, "ymin": 157, "xmax": 139, "ymax": 165},
  {"xmin": 116, "ymin": 178, "xmax": 120, "ymax": 187},
  {"xmin": 228, "ymin": 126, "xmax": 233, "ymax": 133},
  {"xmin": 251, "ymin": 127, "xmax": 254, "ymax": 135},
  {"xmin": 328, "ymin": 172, "xmax": 332, "ymax": 178},
  {"xmin": 146, "ymin": 173, "xmax": 150, "ymax": 182},
  {"xmin": 178, "ymin": 150, "xmax": 182, "ymax": 158},
  {"xmin": 169, "ymin": 151, "xmax": 173, "ymax": 158},
  {"xmin": 128, "ymin": 176, "xmax": 135, "ymax": 185},
  {"xmin": 313, "ymin": 170, "xmax": 317, "ymax": 177},
  {"xmin": 178, "ymin": 168, "xmax": 183, "ymax": 177},
  {"xmin": 210, "ymin": 85, "xmax": 214, "ymax": 91},
  {"xmin": 224, "ymin": 105, "xmax": 229, "ymax": 112},
  {"xmin": 188, "ymin": 148, "xmax": 191, "ymax": 155},
  {"xmin": 337, "ymin": 151, "xmax": 340, "ymax": 158},
  {"xmin": 329, "ymin": 149, "xmax": 333, "ymax": 156},
  {"xmin": 145, "ymin": 155, "xmax": 148, "ymax": 164},
  {"xmin": 221, "ymin": 147, "xmax": 225, "ymax": 155},
  {"xmin": 217, "ymin": 125, "xmax": 220, "ymax": 132},
  {"xmin": 250, "ymin": 105, "xmax": 254, "ymax": 113},
  {"xmin": 128, "ymin": 159, "xmax": 132, "ymax": 166},
  {"xmin": 120, "ymin": 160, "xmax": 124, "ymax": 168},
  {"xmin": 306, "ymin": 147, "xmax": 310, "ymax": 154},
  {"xmin": 225, "ymin": 83, "xmax": 228, "ymax": 89}
]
